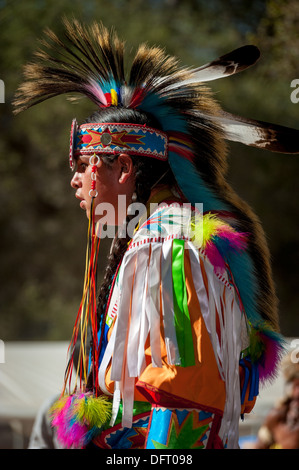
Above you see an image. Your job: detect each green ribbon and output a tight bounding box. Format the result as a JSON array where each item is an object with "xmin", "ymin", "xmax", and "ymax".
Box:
[
  {"xmin": 112, "ymin": 401, "xmax": 152, "ymax": 427},
  {"xmin": 172, "ymin": 239, "xmax": 195, "ymax": 367}
]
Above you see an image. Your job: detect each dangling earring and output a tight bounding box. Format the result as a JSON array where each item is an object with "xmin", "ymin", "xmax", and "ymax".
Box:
[
  {"xmin": 89, "ymin": 154, "xmax": 101, "ymax": 199},
  {"xmin": 63, "ymin": 153, "xmax": 102, "ymax": 397}
]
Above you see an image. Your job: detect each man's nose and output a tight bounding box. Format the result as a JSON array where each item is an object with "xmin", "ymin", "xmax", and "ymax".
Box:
[{"xmin": 70, "ymin": 172, "xmax": 82, "ymax": 189}]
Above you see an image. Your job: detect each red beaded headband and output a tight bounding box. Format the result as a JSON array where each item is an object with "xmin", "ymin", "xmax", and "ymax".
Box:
[{"xmin": 69, "ymin": 119, "xmax": 168, "ymax": 170}]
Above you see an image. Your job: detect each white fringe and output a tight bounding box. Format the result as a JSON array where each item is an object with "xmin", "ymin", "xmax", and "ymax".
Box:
[{"xmin": 98, "ymin": 205, "xmax": 246, "ymax": 437}]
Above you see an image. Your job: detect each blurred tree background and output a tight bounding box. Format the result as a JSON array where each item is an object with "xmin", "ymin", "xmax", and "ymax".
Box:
[{"xmin": 0, "ymin": 0, "xmax": 298, "ymax": 341}]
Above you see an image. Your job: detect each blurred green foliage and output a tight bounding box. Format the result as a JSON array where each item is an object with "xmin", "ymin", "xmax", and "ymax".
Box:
[{"xmin": 0, "ymin": 0, "xmax": 298, "ymax": 340}]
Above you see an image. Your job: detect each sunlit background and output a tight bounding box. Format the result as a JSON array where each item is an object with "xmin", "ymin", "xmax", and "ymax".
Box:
[{"xmin": 0, "ymin": 0, "xmax": 298, "ymax": 449}]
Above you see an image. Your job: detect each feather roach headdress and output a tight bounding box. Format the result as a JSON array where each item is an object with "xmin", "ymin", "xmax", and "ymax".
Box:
[{"xmin": 13, "ymin": 18, "xmax": 299, "ymax": 446}]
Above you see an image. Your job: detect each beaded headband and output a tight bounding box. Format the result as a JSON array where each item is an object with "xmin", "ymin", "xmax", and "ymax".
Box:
[{"xmin": 69, "ymin": 119, "xmax": 168, "ymax": 169}]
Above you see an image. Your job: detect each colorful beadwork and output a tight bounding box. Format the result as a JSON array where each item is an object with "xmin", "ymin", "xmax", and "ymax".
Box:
[
  {"xmin": 69, "ymin": 120, "xmax": 168, "ymax": 168},
  {"xmin": 145, "ymin": 408, "xmax": 217, "ymax": 449},
  {"xmin": 91, "ymin": 410, "xmax": 151, "ymax": 449}
]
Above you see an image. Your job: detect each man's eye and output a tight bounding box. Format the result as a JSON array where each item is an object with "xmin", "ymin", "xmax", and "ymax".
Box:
[{"xmin": 78, "ymin": 162, "xmax": 88, "ymax": 172}]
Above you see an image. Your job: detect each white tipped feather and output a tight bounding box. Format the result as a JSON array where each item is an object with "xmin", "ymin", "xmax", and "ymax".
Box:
[
  {"xmin": 161, "ymin": 45, "xmax": 260, "ymax": 90},
  {"xmin": 214, "ymin": 111, "xmax": 299, "ymax": 154}
]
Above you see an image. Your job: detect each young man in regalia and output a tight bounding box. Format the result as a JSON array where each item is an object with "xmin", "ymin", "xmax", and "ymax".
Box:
[{"xmin": 14, "ymin": 19, "xmax": 299, "ymax": 449}]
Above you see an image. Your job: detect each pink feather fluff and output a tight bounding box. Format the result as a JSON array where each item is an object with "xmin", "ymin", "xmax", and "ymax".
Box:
[
  {"xmin": 257, "ymin": 332, "xmax": 285, "ymax": 385},
  {"xmin": 85, "ymin": 80, "xmax": 108, "ymax": 107}
]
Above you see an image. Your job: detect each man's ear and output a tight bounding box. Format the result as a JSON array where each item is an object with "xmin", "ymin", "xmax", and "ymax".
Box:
[{"xmin": 118, "ymin": 153, "xmax": 134, "ymax": 184}]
